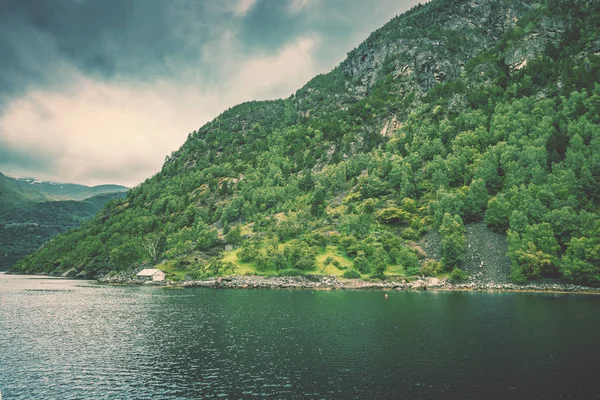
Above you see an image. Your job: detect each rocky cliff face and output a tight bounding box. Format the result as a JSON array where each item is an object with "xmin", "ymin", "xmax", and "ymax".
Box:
[
  {"xmin": 504, "ymin": 15, "xmax": 566, "ymax": 72},
  {"xmin": 289, "ymin": 0, "xmax": 569, "ymax": 143},
  {"xmin": 339, "ymin": 0, "xmax": 535, "ymax": 96},
  {"xmin": 290, "ymin": 0, "xmax": 561, "ymax": 158}
]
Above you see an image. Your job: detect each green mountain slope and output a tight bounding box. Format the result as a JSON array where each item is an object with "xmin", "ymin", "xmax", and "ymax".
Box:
[
  {"xmin": 0, "ymin": 173, "xmax": 56, "ymax": 211},
  {"xmin": 10, "ymin": 176, "xmax": 128, "ymax": 201},
  {"xmin": 0, "ymin": 173, "xmax": 128, "ymax": 270},
  {"xmin": 0, "ymin": 192, "xmax": 127, "ymax": 271},
  {"xmin": 10, "ymin": 0, "xmax": 600, "ymax": 284}
]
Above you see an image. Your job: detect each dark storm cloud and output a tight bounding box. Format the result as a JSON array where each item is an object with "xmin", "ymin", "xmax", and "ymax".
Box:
[
  {"xmin": 0, "ymin": 0, "xmax": 424, "ymax": 186},
  {"xmin": 0, "ymin": 0, "xmax": 174, "ymax": 98}
]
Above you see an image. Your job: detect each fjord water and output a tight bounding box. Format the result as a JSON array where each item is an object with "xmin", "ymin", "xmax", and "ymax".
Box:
[{"xmin": 1, "ymin": 274, "xmax": 599, "ymax": 399}]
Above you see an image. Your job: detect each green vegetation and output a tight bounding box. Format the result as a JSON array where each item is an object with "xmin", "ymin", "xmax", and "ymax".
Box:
[
  {"xmin": 342, "ymin": 269, "xmax": 362, "ymax": 279},
  {"xmin": 0, "ymin": 192, "xmax": 126, "ymax": 270},
  {"xmin": 9, "ymin": 0, "xmax": 600, "ymax": 285},
  {"xmin": 449, "ymin": 268, "xmax": 469, "ymax": 283},
  {"xmin": 0, "ymin": 173, "xmax": 128, "ymax": 212},
  {"xmin": 0, "ymin": 173, "xmax": 55, "ymax": 211}
]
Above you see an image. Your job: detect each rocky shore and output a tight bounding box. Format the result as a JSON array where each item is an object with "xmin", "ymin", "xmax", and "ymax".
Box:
[{"xmin": 97, "ymin": 274, "xmax": 600, "ymax": 294}]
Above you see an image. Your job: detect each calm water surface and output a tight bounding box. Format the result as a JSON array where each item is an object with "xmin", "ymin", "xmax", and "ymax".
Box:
[{"xmin": 1, "ymin": 273, "xmax": 599, "ymax": 399}]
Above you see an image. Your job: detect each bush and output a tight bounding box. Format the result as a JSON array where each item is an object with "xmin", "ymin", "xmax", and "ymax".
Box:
[
  {"xmin": 284, "ymin": 240, "xmax": 317, "ymax": 270},
  {"xmin": 449, "ymin": 268, "xmax": 469, "ymax": 283},
  {"xmin": 187, "ymin": 269, "xmax": 207, "ymax": 280},
  {"xmin": 343, "ymin": 269, "xmax": 362, "ymax": 279},
  {"xmin": 353, "ymin": 250, "xmax": 370, "ymax": 273},
  {"xmin": 510, "ymin": 265, "xmax": 527, "ymax": 284},
  {"xmin": 390, "ymin": 246, "xmax": 420, "ymax": 271},
  {"xmin": 307, "ymin": 232, "xmax": 328, "ymax": 247},
  {"xmin": 401, "ymin": 228, "xmax": 420, "ymax": 240},
  {"xmin": 375, "ymin": 206, "xmax": 410, "ymax": 224},
  {"xmin": 420, "ymin": 260, "xmax": 442, "ymax": 277},
  {"xmin": 238, "ymin": 245, "xmax": 258, "ymax": 262},
  {"xmin": 439, "ymin": 213, "xmax": 466, "ymax": 270}
]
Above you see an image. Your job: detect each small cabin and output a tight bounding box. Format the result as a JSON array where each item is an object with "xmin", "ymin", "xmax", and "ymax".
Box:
[{"xmin": 136, "ymin": 268, "xmax": 166, "ymax": 282}]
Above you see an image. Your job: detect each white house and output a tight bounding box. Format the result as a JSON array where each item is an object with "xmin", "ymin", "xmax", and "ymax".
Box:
[{"xmin": 136, "ymin": 268, "xmax": 166, "ymax": 282}]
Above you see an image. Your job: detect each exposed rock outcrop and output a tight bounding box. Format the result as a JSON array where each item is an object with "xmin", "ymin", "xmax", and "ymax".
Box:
[
  {"xmin": 340, "ymin": 0, "xmax": 535, "ymax": 96},
  {"xmin": 504, "ymin": 16, "xmax": 566, "ymax": 73}
]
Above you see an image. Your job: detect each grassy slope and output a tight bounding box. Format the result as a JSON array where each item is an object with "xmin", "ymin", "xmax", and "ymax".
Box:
[{"xmin": 156, "ymin": 244, "xmax": 407, "ymax": 281}]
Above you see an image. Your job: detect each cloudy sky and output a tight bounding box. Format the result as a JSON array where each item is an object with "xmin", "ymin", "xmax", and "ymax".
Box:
[{"xmin": 0, "ymin": 0, "xmax": 423, "ymax": 187}]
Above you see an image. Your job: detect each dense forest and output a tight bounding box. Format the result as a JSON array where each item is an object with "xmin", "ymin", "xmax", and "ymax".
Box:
[
  {"xmin": 10, "ymin": 0, "xmax": 600, "ymax": 285},
  {"xmin": 0, "ymin": 192, "xmax": 127, "ymax": 270},
  {"xmin": 0, "ymin": 173, "xmax": 127, "ymax": 270}
]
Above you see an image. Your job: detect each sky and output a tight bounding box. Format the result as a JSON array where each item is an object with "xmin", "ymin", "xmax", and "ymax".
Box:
[{"xmin": 0, "ymin": 0, "xmax": 423, "ymax": 187}]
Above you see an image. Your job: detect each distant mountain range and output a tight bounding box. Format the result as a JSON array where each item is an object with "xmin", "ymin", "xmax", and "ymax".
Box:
[
  {"xmin": 0, "ymin": 172, "xmax": 128, "ymax": 270},
  {"xmin": 2, "ymin": 173, "xmax": 128, "ymax": 204}
]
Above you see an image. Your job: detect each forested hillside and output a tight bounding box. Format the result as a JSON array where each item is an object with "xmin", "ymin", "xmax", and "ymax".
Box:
[
  {"xmin": 0, "ymin": 173, "xmax": 127, "ymax": 270},
  {"xmin": 11, "ymin": 0, "xmax": 600, "ymax": 285},
  {"xmin": 0, "ymin": 192, "xmax": 127, "ymax": 270},
  {"xmin": 0, "ymin": 173, "xmax": 128, "ymax": 211},
  {"xmin": 0, "ymin": 173, "xmax": 55, "ymax": 211}
]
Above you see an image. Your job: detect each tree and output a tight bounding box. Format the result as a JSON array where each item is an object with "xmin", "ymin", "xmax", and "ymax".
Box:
[
  {"xmin": 321, "ymin": 256, "xmax": 334, "ymax": 273},
  {"xmin": 464, "ymin": 179, "xmax": 489, "ymax": 222},
  {"xmin": 110, "ymin": 241, "xmax": 141, "ymax": 269},
  {"xmin": 354, "ymin": 250, "xmax": 370, "ymax": 273},
  {"xmin": 508, "ymin": 223, "xmax": 559, "ymax": 281},
  {"xmin": 225, "ymin": 262, "xmax": 238, "ymax": 275},
  {"xmin": 389, "ymin": 246, "xmax": 420, "ymax": 273},
  {"xmin": 560, "ymin": 233, "xmax": 600, "ymax": 285},
  {"xmin": 311, "ymin": 187, "xmax": 326, "ymax": 216},
  {"xmin": 284, "ymin": 240, "xmax": 316, "ymax": 270},
  {"xmin": 238, "ymin": 244, "xmax": 258, "ymax": 262},
  {"xmin": 143, "ymin": 233, "xmax": 166, "ymax": 264},
  {"xmin": 371, "ymin": 255, "xmax": 387, "ymax": 278},
  {"xmin": 196, "ymin": 224, "xmax": 218, "ymax": 250},
  {"xmin": 225, "ymin": 225, "xmax": 243, "ymax": 246},
  {"xmin": 439, "ymin": 213, "xmax": 466, "ymax": 270},
  {"xmin": 485, "ymin": 195, "xmax": 510, "ymax": 232},
  {"xmin": 208, "ymin": 259, "xmax": 224, "ymax": 275}
]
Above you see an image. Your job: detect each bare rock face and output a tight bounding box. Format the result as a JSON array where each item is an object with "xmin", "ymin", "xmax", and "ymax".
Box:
[
  {"xmin": 291, "ymin": 0, "xmax": 564, "ymax": 157},
  {"xmin": 419, "ymin": 222, "xmax": 512, "ymax": 284},
  {"xmin": 504, "ymin": 17, "xmax": 566, "ymax": 73},
  {"xmin": 340, "ymin": 0, "xmax": 535, "ymax": 97}
]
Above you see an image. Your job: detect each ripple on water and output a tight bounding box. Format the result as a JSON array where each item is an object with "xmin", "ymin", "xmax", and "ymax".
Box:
[{"xmin": 1, "ymin": 275, "xmax": 600, "ymax": 399}]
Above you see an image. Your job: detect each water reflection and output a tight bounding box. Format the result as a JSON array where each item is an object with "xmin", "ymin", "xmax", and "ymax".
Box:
[{"xmin": 1, "ymin": 275, "xmax": 599, "ymax": 399}]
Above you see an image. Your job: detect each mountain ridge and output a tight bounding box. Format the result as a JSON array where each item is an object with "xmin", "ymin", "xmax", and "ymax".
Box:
[{"xmin": 7, "ymin": 174, "xmax": 128, "ymax": 201}]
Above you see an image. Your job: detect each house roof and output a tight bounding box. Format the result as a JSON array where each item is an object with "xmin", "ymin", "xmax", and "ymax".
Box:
[{"xmin": 136, "ymin": 268, "xmax": 165, "ymax": 276}]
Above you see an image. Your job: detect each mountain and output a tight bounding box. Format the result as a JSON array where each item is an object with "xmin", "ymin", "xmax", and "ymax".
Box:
[
  {"xmin": 7, "ymin": 175, "xmax": 128, "ymax": 201},
  {"xmin": 0, "ymin": 173, "xmax": 56, "ymax": 211},
  {"xmin": 0, "ymin": 173, "xmax": 128, "ymax": 270},
  {"xmin": 0, "ymin": 191, "xmax": 127, "ymax": 271},
  {"xmin": 10, "ymin": 0, "xmax": 600, "ymax": 285}
]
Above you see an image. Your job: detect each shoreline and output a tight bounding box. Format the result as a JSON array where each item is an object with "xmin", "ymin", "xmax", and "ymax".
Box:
[{"xmin": 96, "ymin": 274, "xmax": 600, "ymax": 295}]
